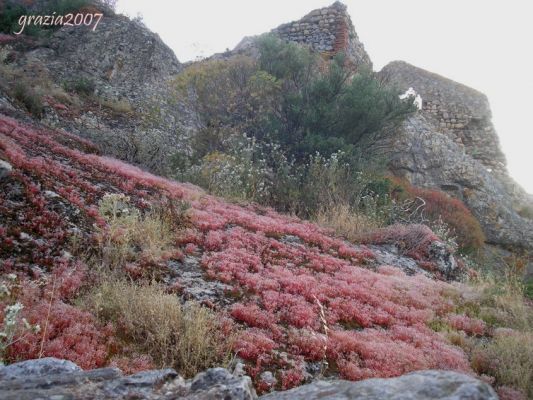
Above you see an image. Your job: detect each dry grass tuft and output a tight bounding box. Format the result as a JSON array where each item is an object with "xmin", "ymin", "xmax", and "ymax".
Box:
[
  {"xmin": 454, "ymin": 269, "xmax": 533, "ymax": 397},
  {"xmin": 314, "ymin": 203, "xmax": 380, "ymax": 243},
  {"xmin": 472, "ymin": 330, "xmax": 533, "ymax": 398},
  {"xmin": 460, "ymin": 271, "xmax": 533, "ymax": 331},
  {"xmin": 99, "ymin": 98, "xmax": 133, "ymax": 115},
  {"xmin": 86, "ymin": 279, "xmax": 235, "ymax": 377},
  {"xmin": 96, "ymin": 193, "xmax": 175, "ymax": 270}
]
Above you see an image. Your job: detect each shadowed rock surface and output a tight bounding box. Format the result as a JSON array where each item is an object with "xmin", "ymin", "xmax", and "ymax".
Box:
[{"xmin": 0, "ymin": 358, "xmax": 257, "ymax": 400}]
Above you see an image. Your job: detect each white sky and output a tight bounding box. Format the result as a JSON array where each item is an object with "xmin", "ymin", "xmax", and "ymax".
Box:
[{"xmin": 117, "ymin": 0, "xmax": 533, "ymax": 193}]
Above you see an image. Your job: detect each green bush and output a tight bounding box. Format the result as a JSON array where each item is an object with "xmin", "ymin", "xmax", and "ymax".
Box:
[
  {"xmin": 256, "ymin": 35, "xmax": 416, "ymax": 160},
  {"xmin": 0, "ymin": 2, "xmax": 27, "ymax": 34},
  {"xmin": 175, "ymin": 35, "xmax": 416, "ymax": 164},
  {"xmin": 1, "ymin": 0, "xmax": 92, "ymax": 36},
  {"xmin": 172, "ymin": 34, "xmax": 418, "ymax": 228},
  {"xmin": 64, "ymin": 77, "xmax": 95, "ymax": 96},
  {"xmin": 46, "ymin": 0, "xmax": 91, "ymax": 16}
]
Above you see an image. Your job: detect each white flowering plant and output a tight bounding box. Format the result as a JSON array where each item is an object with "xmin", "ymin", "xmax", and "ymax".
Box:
[{"xmin": 0, "ymin": 276, "xmax": 40, "ymax": 365}]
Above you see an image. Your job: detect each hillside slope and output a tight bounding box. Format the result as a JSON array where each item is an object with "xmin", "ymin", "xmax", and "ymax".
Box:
[
  {"xmin": 0, "ymin": 114, "xmax": 481, "ymax": 386},
  {"xmin": 1, "ymin": 2, "xmax": 532, "ymax": 398},
  {"xmin": 1, "ymin": 1, "xmax": 532, "ymax": 264}
]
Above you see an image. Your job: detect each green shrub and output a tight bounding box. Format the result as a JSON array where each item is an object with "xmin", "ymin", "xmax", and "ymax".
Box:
[
  {"xmin": 172, "ymin": 34, "xmax": 417, "ymax": 229},
  {"xmin": 64, "ymin": 77, "xmax": 95, "ymax": 96},
  {"xmin": 0, "ymin": 1, "xmax": 27, "ymax": 34},
  {"xmin": 46, "ymin": 0, "xmax": 91, "ymax": 16},
  {"xmin": 174, "ymin": 34, "xmax": 416, "ymax": 164},
  {"xmin": 256, "ymin": 35, "xmax": 416, "ymax": 160},
  {"xmin": 525, "ymin": 278, "xmax": 533, "ymax": 300}
]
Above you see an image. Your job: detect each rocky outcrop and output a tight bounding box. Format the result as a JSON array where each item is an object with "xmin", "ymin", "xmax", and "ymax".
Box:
[
  {"xmin": 377, "ymin": 61, "xmax": 533, "ymax": 253},
  {"xmin": 1, "ymin": 13, "xmax": 192, "ymax": 173},
  {"xmin": 0, "ymin": 359, "xmax": 498, "ymax": 400},
  {"xmin": 39, "ymin": 15, "xmax": 180, "ymax": 99},
  {"xmin": 0, "ymin": 358, "xmax": 257, "ymax": 400},
  {"xmin": 261, "ymin": 370, "xmax": 498, "ymax": 400},
  {"xmin": 271, "ymin": 1, "xmax": 371, "ymax": 69},
  {"xmin": 222, "ymin": 9, "xmax": 533, "ymax": 256},
  {"xmin": 384, "ymin": 113, "xmax": 533, "ymax": 251}
]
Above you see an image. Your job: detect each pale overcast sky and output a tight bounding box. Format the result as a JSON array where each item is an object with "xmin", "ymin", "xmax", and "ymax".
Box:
[{"xmin": 117, "ymin": 0, "xmax": 533, "ymax": 193}]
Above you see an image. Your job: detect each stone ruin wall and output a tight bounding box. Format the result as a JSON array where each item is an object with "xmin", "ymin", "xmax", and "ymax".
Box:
[
  {"xmin": 271, "ymin": 1, "xmax": 372, "ymax": 69},
  {"xmin": 272, "ymin": 4, "xmax": 505, "ymax": 175},
  {"xmin": 379, "ymin": 61, "xmax": 507, "ymax": 175}
]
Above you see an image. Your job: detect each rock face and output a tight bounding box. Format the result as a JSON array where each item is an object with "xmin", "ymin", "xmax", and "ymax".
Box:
[
  {"xmin": 260, "ymin": 370, "xmax": 498, "ymax": 400},
  {"xmin": 381, "ymin": 105, "xmax": 533, "ymax": 252},
  {"xmin": 0, "ymin": 358, "xmax": 257, "ymax": 400},
  {"xmin": 39, "ymin": 15, "xmax": 180, "ymax": 99},
  {"xmin": 1, "ymin": 12, "xmax": 191, "ymax": 173},
  {"xmin": 271, "ymin": 1, "xmax": 372, "ymax": 69}
]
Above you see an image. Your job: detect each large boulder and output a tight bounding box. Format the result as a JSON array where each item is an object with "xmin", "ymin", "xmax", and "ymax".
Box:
[
  {"xmin": 0, "ymin": 357, "xmax": 81, "ymax": 380},
  {"xmin": 260, "ymin": 370, "xmax": 498, "ymax": 400},
  {"xmin": 0, "ymin": 360, "xmax": 498, "ymax": 400}
]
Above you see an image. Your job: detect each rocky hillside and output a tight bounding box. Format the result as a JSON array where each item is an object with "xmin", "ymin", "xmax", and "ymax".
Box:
[
  {"xmin": 1, "ymin": 93, "xmax": 526, "ymax": 399},
  {"xmin": 2, "ymin": 1, "xmax": 531, "ymax": 264},
  {"xmin": 1, "ymin": 1, "xmax": 533, "ymax": 399}
]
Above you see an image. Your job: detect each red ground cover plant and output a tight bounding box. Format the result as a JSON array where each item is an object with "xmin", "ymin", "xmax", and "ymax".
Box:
[
  {"xmin": 0, "ymin": 115, "xmax": 486, "ymax": 390},
  {"xmin": 388, "ymin": 176, "xmax": 485, "ymax": 252}
]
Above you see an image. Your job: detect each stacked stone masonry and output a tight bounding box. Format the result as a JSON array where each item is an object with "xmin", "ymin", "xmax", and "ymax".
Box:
[
  {"xmin": 378, "ymin": 61, "xmax": 507, "ymax": 174},
  {"xmin": 272, "ymin": 1, "xmax": 372, "ymax": 70}
]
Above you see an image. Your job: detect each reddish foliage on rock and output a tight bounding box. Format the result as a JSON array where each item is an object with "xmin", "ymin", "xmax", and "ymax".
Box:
[{"xmin": 0, "ymin": 115, "xmax": 475, "ymax": 388}]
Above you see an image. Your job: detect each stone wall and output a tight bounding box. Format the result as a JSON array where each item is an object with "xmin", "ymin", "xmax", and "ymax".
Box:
[
  {"xmin": 379, "ymin": 61, "xmax": 507, "ymax": 174},
  {"xmin": 272, "ymin": 1, "xmax": 372, "ymax": 70}
]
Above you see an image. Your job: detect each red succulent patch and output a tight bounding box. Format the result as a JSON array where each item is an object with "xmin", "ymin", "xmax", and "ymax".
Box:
[{"xmin": 0, "ymin": 115, "xmax": 484, "ymax": 390}]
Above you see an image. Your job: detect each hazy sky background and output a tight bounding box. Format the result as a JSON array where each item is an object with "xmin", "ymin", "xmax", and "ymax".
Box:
[{"xmin": 117, "ymin": 0, "xmax": 533, "ymax": 193}]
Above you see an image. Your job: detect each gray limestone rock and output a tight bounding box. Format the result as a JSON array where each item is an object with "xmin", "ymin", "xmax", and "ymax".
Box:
[
  {"xmin": 0, "ymin": 159, "xmax": 13, "ymax": 180},
  {"xmin": 260, "ymin": 370, "xmax": 498, "ymax": 400},
  {"xmin": 382, "ymin": 113, "xmax": 533, "ymax": 251},
  {"xmin": 0, "ymin": 359, "xmax": 256, "ymax": 400},
  {"xmin": 0, "ymin": 358, "xmax": 81, "ymax": 380}
]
